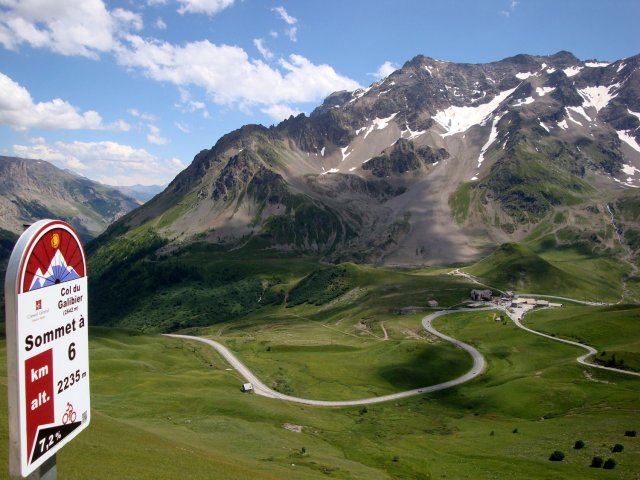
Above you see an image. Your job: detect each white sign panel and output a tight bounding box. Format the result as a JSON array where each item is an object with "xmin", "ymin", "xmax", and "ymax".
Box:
[{"xmin": 5, "ymin": 220, "xmax": 91, "ymax": 477}]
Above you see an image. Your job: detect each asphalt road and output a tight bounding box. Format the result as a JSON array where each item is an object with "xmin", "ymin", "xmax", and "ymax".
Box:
[
  {"xmin": 165, "ymin": 302, "xmax": 639, "ymax": 407},
  {"xmin": 506, "ymin": 310, "xmax": 640, "ymax": 378},
  {"xmin": 164, "ymin": 308, "xmax": 487, "ymax": 406}
]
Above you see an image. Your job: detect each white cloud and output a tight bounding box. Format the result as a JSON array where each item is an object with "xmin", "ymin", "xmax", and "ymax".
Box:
[
  {"xmin": 500, "ymin": 0, "xmax": 519, "ymax": 16},
  {"xmin": 147, "ymin": 124, "xmax": 169, "ymax": 145},
  {"xmin": 370, "ymin": 61, "xmax": 398, "ymax": 79},
  {"xmin": 174, "ymin": 121, "xmax": 190, "ymax": 133},
  {"xmin": 269, "ymin": 30, "xmax": 278, "ymax": 38},
  {"xmin": 272, "ymin": 6, "xmax": 297, "ymax": 41},
  {"xmin": 272, "ymin": 6, "xmax": 297, "ymax": 25},
  {"xmin": 285, "ymin": 26, "xmax": 297, "ymax": 42},
  {"xmin": 253, "ymin": 38, "xmax": 273, "ymax": 60},
  {"xmin": 12, "ymin": 138, "xmax": 184, "ymax": 186},
  {"xmin": 176, "ymin": 88, "xmax": 210, "ymax": 118},
  {"xmin": 262, "ymin": 104, "xmax": 302, "ymax": 121},
  {"xmin": 128, "ymin": 109, "xmax": 158, "ymax": 122},
  {"xmin": 177, "ymin": 0, "xmax": 235, "ymax": 15},
  {"xmin": 0, "ymin": 0, "xmax": 139, "ymax": 58},
  {"xmin": 155, "ymin": 17, "xmax": 167, "ymax": 29},
  {"xmin": 0, "ymin": 71, "xmax": 129, "ymax": 131},
  {"xmin": 116, "ymin": 36, "xmax": 360, "ymax": 109}
]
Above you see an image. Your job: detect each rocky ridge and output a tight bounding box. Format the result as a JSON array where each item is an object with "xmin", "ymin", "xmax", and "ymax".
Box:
[{"xmin": 103, "ymin": 51, "xmax": 640, "ymax": 265}]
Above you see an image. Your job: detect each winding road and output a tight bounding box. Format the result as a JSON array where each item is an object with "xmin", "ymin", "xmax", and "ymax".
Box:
[
  {"xmin": 166, "ymin": 304, "xmax": 638, "ymax": 407},
  {"xmin": 506, "ymin": 310, "xmax": 640, "ymax": 378},
  {"xmin": 164, "ymin": 308, "xmax": 487, "ymax": 407}
]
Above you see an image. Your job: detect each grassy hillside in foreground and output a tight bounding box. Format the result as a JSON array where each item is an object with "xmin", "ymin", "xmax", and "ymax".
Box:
[{"xmin": 2, "ymin": 304, "xmax": 639, "ymax": 479}]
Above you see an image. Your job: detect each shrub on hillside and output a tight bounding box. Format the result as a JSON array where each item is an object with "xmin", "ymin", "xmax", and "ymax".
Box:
[
  {"xmin": 573, "ymin": 440, "xmax": 585, "ymax": 450},
  {"xmin": 624, "ymin": 430, "xmax": 636, "ymax": 437},
  {"xmin": 590, "ymin": 456, "xmax": 603, "ymax": 468},
  {"xmin": 549, "ymin": 451, "xmax": 565, "ymax": 461},
  {"xmin": 603, "ymin": 458, "xmax": 616, "ymax": 470},
  {"xmin": 612, "ymin": 443, "xmax": 624, "ymax": 453}
]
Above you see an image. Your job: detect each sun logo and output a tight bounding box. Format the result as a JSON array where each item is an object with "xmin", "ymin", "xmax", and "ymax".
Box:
[{"xmin": 51, "ymin": 233, "xmax": 60, "ymax": 249}]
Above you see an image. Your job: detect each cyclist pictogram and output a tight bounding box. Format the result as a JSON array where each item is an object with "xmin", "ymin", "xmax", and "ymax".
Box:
[{"xmin": 62, "ymin": 403, "xmax": 76, "ymax": 425}]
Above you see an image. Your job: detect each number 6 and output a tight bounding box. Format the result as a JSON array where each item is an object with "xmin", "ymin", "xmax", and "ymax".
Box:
[{"xmin": 68, "ymin": 342, "xmax": 76, "ymax": 361}]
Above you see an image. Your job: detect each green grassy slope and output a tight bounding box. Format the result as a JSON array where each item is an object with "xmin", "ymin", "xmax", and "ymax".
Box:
[
  {"xmin": 2, "ymin": 303, "xmax": 638, "ymax": 479},
  {"xmin": 526, "ymin": 305, "xmax": 640, "ymax": 371},
  {"xmin": 466, "ymin": 242, "xmax": 626, "ymax": 301}
]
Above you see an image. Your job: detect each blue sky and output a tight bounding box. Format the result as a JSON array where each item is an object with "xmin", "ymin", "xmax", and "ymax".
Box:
[{"xmin": 0, "ymin": 0, "xmax": 638, "ymax": 186}]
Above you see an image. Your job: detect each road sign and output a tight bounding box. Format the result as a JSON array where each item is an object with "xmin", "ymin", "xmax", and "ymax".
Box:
[{"xmin": 5, "ymin": 220, "xmax": 91, "ymax": 478}]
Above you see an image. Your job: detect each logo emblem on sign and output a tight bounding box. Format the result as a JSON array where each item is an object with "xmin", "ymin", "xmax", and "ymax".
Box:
[{"xmin": 35, "ymin": 300, "xmax": 42, "ymax": 311}]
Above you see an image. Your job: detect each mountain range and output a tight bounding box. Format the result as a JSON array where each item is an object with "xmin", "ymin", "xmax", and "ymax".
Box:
[
  {"xmin": 98, "ymin": 50, "xmax": 640, "ymax": 268},
  {"xmin": 0, "ymin": 156, "xmax": 140, "ymax": 242}
]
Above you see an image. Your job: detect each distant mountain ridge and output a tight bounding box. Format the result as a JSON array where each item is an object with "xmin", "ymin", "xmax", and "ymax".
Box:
[
  {"xmin": 94, "ymin": 51, "xmax": 640, "ymax": 266},
  {"xmin": 0, "ymin": 156, "xmax": 140, "ymax": 241},
  {"xmin": 110, "ymin": 184, "xmax": 165, "ymax": 203}
]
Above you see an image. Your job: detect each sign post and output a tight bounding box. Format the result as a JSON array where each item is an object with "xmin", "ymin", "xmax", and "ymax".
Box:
[{"xmin": 5, "ymin": 220, "xmax": 91, "ymax": 479}]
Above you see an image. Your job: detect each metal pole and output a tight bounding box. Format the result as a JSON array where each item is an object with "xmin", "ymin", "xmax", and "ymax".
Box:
[{"xmin": 24, "ymin": 455, "xmax": 56, "ymax": 480}]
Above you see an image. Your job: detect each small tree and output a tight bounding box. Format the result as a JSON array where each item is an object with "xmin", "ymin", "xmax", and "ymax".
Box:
[
  {"xmin": 512, "ymin": 428, "xmax": 518, "ymax": 434},
  {"xmin": 549, "ymin": 451, "xmax": 565, "ymax": 462},
  {"xmin": 612, "ymin": 443, "xmax": 624, "ymax": 453},
  {"xmin": 590, "ymin": 456, "xmax": 603, "ymax": 468},
  {"xmin": 603, "ymin": 458, "xmax": 616, "ymax": 470},
  {"xmin": 573, "ymin": 440, "xmax": 585, "ymax": 450},
  {"xmin": 624, "ymin": 430, "xmax": 636, "ymax": 437}
]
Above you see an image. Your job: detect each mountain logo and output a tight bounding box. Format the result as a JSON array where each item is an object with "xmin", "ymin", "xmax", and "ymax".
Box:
[{"xmin": 21, "ymin": 226, "xmax": 86, "ymax": 293}]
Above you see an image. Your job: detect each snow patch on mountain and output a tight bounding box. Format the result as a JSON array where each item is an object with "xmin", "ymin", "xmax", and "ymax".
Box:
[
  {"xmin": 558, "ymin": 120, "xmax": 569, "ymax": 130},
  {"xmin": 563, "ymin": 66, "xmax": 583, "ymax": 77},
  {"xmin": 628, "ymin": 109, "xmax": 640, "ymax": 121},
  {"xmin": 617, "ymin": 62, "xmax": 627, "ymax": 73},
  {"xmin": 536, "ymin": 86, "xmax": 555, "ymax": 96},
  {"xmin": 433, "ymin": 87, "xmax": 516, "ymax": 137},
  {"xmin": 514, "ymin": 97, "xmax": 535, "ymax": 107},
  {"xmin": 565, "ymin": 108, "xmax": 583, "ymax": 126},
  {"xmin": 478, "ymin": 115, "xmax": 502, "ymax": 168},
  {"xmin": 401, "ymin": 124, "xmax": 426, "ymax": 140},
  {"xmin": 578, "ymin": 85, "xmax": 618, "ymax": 113},
  {"xmin": 585, "ymin": 61, "xmax": 610, "ymax": 68},
  {"xmin": 539, "ymin": 121, "xmax": 550, "ymax": 132},
  {"xmin": 622, "ymin": 163, "xmax": 640, "ymax": 176},
  {"xmin": 567, "ymin": 105, "xmax": 592, "ymax": 122},
  {"xmin": 341, "ymin": 147, "xmax": 351, "ymax": 161},
  {"xmin": 617, "ymin": 131, "xmax": 640, "ymax": 153},
  {"xmin": 363, "ymin": 112, "xmax": 399, "ymax": 138},
  {"xmin": 350, "ymin": 87, "xmax": 371, "ymax": 103}
]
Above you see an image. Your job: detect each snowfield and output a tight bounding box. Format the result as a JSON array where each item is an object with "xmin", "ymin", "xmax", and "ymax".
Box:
[{"xmin": 433, "ymin": 88, "xmax": 516, "ymax": 137}]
